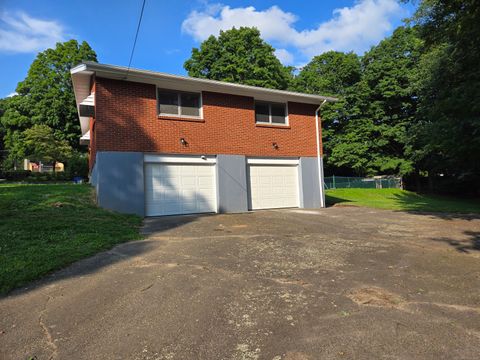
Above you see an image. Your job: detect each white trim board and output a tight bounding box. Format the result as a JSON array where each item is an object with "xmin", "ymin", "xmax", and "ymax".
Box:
[
  {"xmin": 144, "ymin": 154, "xmax": 217, "ymax": 164},
  {"xmin": 247, "ymin": 158, "xmax": 299, "ymax": 165}
]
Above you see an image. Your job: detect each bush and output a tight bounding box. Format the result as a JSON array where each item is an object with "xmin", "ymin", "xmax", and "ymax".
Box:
[
  {"xmin": 26, "ymin": 172, "xmax": 68, "ymax": 182},
  {"xmin": 64, "ymin": 153, "xmax": 89, "ymax": 179},
  {"xmin": 1, "ymin": 170, "xmax": 31, "ymax": 181},
  {"xmin": 0, "ymin": 170, "xmax": 72, "ymax": 182}
]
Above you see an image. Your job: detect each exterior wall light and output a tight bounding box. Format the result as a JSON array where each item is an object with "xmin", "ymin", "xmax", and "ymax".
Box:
[
  {"xmin": 272, "ymin": 142, "xmax": 279, "ymax": 150},
  {"xmin": 180, "ymin": 138, "xmax": 188, "ymax": 146}
]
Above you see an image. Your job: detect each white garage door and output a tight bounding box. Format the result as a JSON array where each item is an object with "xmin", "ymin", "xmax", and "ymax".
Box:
[
  {"xmin": 145, "ymin": 163, "xmax": 217, "ymax": 216},
  {"xmin": 248, "ymin": 164, "xmax": 299, "ymax": 210}
]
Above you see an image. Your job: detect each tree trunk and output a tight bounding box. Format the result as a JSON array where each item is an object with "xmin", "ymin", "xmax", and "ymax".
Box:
[{"xmin": 52, "ymin": 160, "xmax": 56, "ymax": 174}]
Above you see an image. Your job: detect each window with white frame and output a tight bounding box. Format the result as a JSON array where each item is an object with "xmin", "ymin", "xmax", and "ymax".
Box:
[
  {"xmin": 255, "ymin": 101, "xmax": 287, "ymax": 125},
  {"xmin": 157, "ymin": 89, "xmax": 201, "ymax": 118}
]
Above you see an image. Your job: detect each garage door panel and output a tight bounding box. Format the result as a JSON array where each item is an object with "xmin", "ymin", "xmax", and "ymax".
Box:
[
  {"xmin": 248, "ymin": 164, "xmax": 299, "ymax": 210},
  {"xmin": 198, "ymin": 176, "xmax": 214, "ymax": 187},
  {"xmin": 145, "ymin": 163, "xmax": 217, "ymax": 216}
]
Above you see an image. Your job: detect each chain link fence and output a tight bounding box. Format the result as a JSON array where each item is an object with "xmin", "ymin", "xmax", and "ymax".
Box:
[{"xmin": 324, "ymin": 176, "xmax": 402, "ymax": 189}]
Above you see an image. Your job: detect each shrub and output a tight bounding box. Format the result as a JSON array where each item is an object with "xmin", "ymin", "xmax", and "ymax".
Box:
[
  {"xmin": 1, "ymin": 170, "xmax": 31, "ymax": 181},
  {"xmin": 64, "ymin": 153, "xmax": 89, "ymax": 179},
  {"xmin": 26, "ymin": 172, "xmax": 68, "ymax": 182}
]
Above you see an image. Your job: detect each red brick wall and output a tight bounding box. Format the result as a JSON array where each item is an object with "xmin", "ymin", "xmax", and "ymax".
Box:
[{"xmin": 93, "ymin": 77, "xmax": 322, "ymax": 160}]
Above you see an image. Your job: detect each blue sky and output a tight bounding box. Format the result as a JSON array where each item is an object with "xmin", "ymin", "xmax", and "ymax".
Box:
[{"xmin": 0, "ymin": 0, "xmax": 415, "ymax": 97}]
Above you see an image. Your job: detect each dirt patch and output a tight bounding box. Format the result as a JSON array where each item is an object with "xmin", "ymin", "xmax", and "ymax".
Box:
[
  {"xmin": 330, "ymin": 203, "xmax": 358, "ymax": 208},
  {"xmin": 271, "ymin": 278, "xmax": 310, "ymax": 287},
  {"xmin": 284, "ymin": 352, "xmax": 311, "ymax": 360},
  {"xmin": 348, "ymin": 287, "xmax": 404, "ymax": 308}
]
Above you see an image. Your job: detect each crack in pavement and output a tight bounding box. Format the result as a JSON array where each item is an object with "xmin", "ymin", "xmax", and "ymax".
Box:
[{"xmin": 38, "ymin": 295, "xmax": 58, "ymax": 360}]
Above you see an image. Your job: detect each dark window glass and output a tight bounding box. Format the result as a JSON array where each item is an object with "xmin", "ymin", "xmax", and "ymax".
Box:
[
  {"xmin": 271, "ymin": 103, "xmax": 286, "ymax": 124},
  {"xmin": 180, "ymin": 93, "xmax": 200, "ymax": 117},
  {"xmin": 255, "ymin": 102, "xmax": 270, "ymax": 123},
  {"xmin": 158, "ymin": 91, "xmax": 178, "ymax": 115}
]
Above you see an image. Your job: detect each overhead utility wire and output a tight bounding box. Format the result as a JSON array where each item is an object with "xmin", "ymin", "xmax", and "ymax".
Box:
[{"xmin": 125, "ymin": 0, "xmax": 147, "ymax": 79}]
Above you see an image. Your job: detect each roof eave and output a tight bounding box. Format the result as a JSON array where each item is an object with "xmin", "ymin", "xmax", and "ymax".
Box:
[{"xmin": 74, "ymin": 61, "xmax": 338, "ymax": 104}]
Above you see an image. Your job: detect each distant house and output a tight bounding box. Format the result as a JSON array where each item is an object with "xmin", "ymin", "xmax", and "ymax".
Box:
[
  {"xmin": 71, "ymin": 62, "xmax": 337, "ymax": 217},
  {"xmin": 23, "ymin": 159, "xmax": 64, "ymax": 173}
]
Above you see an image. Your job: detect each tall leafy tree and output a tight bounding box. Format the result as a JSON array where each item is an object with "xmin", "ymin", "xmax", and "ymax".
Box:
[
  {"xmin": 406, "ymin": 0, "xmax": 480, "ymax": 189},
  {"xmin": 344, "ymin": 26, "xmax": 422, "ymax": 176},
  {"xmin": 0, "ymin": 40, "xmax": 97, "ymax": 165},
  {"xmin": 0, "ymin": 98, "xmax": 7, "ymax": 166},
  {"xmin": 184, "ymin": 27, "xmax": 292, "ymax": 90},
  {"xmin": 296, "ymin": 28, "xmax": 422, "ymax": 176},
  {"xmin": 294, "ymin": 51, "xmax": 361, "ymax": 96},
  {"xmin": 293, "ymin": 51, "xmax": 363, "ymax": 175}
]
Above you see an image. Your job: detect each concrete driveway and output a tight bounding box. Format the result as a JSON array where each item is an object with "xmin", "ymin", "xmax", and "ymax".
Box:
[{"xmin": 1, "ymin": 207, "xmax": 480, "ymax": 360}]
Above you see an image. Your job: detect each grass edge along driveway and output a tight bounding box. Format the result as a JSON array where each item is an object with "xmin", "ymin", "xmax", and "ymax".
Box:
[
  {"xmin": 326, "ymin": 188, "xmax": 480, "ymax": 213},
  {"xmin": 0, "ymin": 184, "xmax": 142, "ymax": 295}
]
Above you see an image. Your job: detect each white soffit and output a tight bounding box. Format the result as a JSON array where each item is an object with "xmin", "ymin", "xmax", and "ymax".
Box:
[
  {"xmin": 80, "ymin": 93, "xmax": 95, "ymax": 106},
  {"xmin": 79, "ymin": 130, "xmax": 90, "ymax": 145},
  {"xmin": 71, "ymin": 68, "xmax": 94, "ymax": 136}
]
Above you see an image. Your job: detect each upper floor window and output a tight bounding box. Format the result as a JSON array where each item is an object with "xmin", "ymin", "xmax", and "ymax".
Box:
[
  {"xmin": 157, "ymin": 89, "xmax": 201, "ymax": 118},
  {"xmin": 255, "ymin": 101, "xmax": 287, "ymax": 125}
]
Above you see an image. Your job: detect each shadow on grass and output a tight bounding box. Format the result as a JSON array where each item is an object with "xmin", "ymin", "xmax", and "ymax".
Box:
[
  {"xmin": 390, "ymin": 191, "xmax": 480, "ymax": 221},
  {"xmin": 327, "ymin": 189, "xmax": 480, "ymax": 253},
  {"xmin": 325, "ymin": 194, "xmax": 351, "ymax": 207}
]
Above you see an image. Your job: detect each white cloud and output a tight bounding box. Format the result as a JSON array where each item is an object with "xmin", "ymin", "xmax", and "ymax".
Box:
[
  {"xmin": 182, "ymin": 0, "xmax": 404, "ymax": 64},
  {"xmin": 6, "ymin": 92, "xmax": 18, "ymax": 97},
  {"xmin": 0, "ymin": 12, "xmax": 66, "ymax": 53},
  {"xmin": 274, "ymin": 49, "xmax": 294, "ymax": 65},
  {"xmin": 183, "ymin": 5, "xmax": 298, "ymax": 43}
]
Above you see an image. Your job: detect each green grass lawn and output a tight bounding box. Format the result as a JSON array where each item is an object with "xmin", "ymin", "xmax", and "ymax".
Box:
[
  {"xmin": 0, "ymin": 184, "xmax": 143, "ymax": 294},
  {"xmin": 326, "ymin": 188, "xmax": 480, "ymax": 213}
]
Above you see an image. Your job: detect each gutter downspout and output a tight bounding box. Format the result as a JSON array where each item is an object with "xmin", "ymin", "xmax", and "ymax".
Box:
[{"xmin": 315, "ymin": 100, "xmax": 328, "ymax": 208}]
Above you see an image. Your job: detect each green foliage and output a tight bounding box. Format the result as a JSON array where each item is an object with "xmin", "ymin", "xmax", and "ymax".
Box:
[
  {"xmin": 0, "ymin": 184, "xmax": 142, "ymax": 294},
  {"xmin": 407, "ymin": 0, "xmax": 480, "ymax": 184},
  {"xmin": 184, "ymin": 27, "xmax": 293, "ymax": 90},
  {"xmin": 296, "ymin": 28, "xmax": 422, "ymax": 177},
  {"xmin": 294, "ymin": 51, "xmax": 361, "ymax": 96},
  {"xmin": 0, "ymin": 170, "xmax": 31, "ymax": 181},
  {"xmin": 64, "ymin": 151, "xmax": 89, "ymax": 178},
  {"xmin": 0, "ymin": 39, "xmax": 97, "ymax": 160},
  {"xmin": 22, "ymin": 124, "xmax": 73, "ymax": 171},
  {"xmin": 0, "ymin": 98, "xmax": 5, "ymax": 143}
]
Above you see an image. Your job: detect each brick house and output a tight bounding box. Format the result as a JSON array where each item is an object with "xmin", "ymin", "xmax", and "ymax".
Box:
[{"xmin": 71, "ymin": 62, "xmax": 337, "ymax": 216}]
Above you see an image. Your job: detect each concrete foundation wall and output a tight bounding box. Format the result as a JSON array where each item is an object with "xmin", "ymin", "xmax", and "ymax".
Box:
[
  {"xmin": 299, "ymin": 157, "xmax": 321, "ymax": 209},
  {"xmin": 90, "ymin": 153, "xmax": 323, "ymax": 216},
  {"xmin": 216, "ymin": 155, "xmax": 248, "ymax": 213},
  {"xmin": 94, "ymin": 151, "xmax": 145, "ymax": 216}
]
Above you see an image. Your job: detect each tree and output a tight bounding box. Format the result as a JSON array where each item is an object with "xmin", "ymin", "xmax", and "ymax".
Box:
[
  {"xmin": 184, "ymin": 27, "xmax": 293, "ymax": 90},
  {"xmin": 22, "ymin": 125, "xmax": 72, "ymax": 173},
  {"xmin": 0, "ymin": 39, "xmax": 97, "ymax": 159},
  {"xmin": 293, "ymin": 51, "xmax": 363, "ymax": 175},
  {"xmin": 294, "ymin": 51, "xmax": 361, "ymax": 96},
  {"xmin": 344, "ymin": 26, "xmax": 422, "ymax": 176},
  {"xmin": 406, "ymin": 0, "xmax": 480, "ymax": 191},
  {"xmin": 295, "ymin": 28, "xmax": 422, "ymax": 177},
  {"xmin": 0, "ymin": 98, "xmax": 7, "ymax": 167}
]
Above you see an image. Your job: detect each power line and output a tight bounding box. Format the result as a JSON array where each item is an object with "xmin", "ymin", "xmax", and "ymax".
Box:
[{"xmin": 125, "ymin": 0, "xmax": 147, "ymax": 79}]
